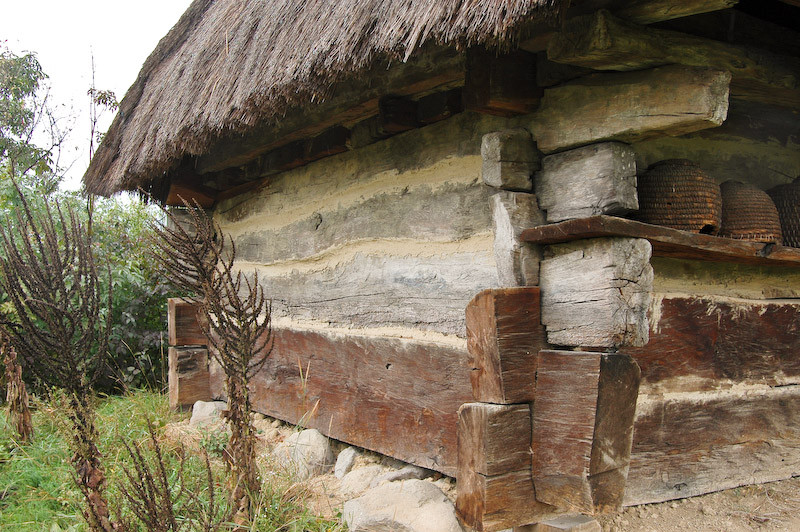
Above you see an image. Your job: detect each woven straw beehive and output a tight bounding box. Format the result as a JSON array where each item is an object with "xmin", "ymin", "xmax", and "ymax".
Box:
[
  {"xmin": 636, "ymin": 159, "xmax": 722, "ymax": 233},
  {"xmin": 719, "ymin": 180, "xmax": 783, "ymax": 244},
  {"xmin": 767, "ymin": 177, "xmax": 800, "ymax": 248}
]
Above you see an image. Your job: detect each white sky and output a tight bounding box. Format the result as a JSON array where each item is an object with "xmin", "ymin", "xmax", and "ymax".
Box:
[{"xmin": 1, "ymin": 1, "xmax": 192, "ymax": 189}]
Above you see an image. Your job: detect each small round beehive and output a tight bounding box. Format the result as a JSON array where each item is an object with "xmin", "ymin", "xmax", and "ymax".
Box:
[
  {"xmin": 636, "ymin": 159, "xmax": 722, "ymax": 233},
  {"xmin": 719, "ymin": 180, "xmax": 783, "ymax": 244},
  {"xmin": 767, "ymin": 177, "xmax": 800, "ymax": 248}
]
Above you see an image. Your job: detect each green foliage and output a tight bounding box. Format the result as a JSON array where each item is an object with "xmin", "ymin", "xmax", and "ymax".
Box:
[{"xmin": 0, "ymin": 392, "xmax": 346, "ymax": 531}]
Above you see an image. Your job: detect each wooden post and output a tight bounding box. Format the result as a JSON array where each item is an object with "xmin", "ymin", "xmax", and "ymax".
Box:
[
  {"xmin": 539, "ymin": 238, "xmax": 653, "ymax": 349},
  {"xmin": 466, "ymin": 288, "xmax": 547, "ymax": 404},
  {"xmin": 167, "ymin": 298, "xmax": 207, "ymax": 347},
  {"xmin": 457, "ymin": 403, "xmax": 555, "ymax": 531},
  {"xmin": 535, "ymin": 142, "xmax": 638, "ymax": 223},
  {"xmin": 481, "ymin": 129, "xmax": 540, "ymax": 192},
  {"xmin": 168, "ymin": 347, "xmax": 211, "ymax": 410},
  {"xmin": 531, "ymin": 350, "xmax": 641, "ymax": 514},
  {"xmin": 490, "ymin": 191, "xmax": 544, "ymax": 286}
]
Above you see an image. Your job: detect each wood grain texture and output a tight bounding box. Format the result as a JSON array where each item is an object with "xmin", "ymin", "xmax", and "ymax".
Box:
[
  {"xmin": 625, "ymin": 386, "xmax": 800, "ymax": 505},
  {"xmin": 466, "ymin": 288, "xmax": 547, "ymax": 403},
  {"xmin": 547, "ymin": 10, "xmax": 800, "ymax": 108},
  {"xmin": 521, "ymin": 215, "xmax": 800, "ymax": 267},
  {"xmin": 615, "ymin": 0, "xmax": 739, "ymax": 25},
  {"xmin": 527, "ymin": 65, "xmax": 730, "ymax": 153},
  {"xmin": 247, "ymin": 250, "xmax": 499, "ymax": 337},
  {"xmin": 464, "ymin": 49, "xmax": 542, "ymax": 117},
  {"xmin": 210, "ymin": 327, "xmax": 472, "ymax": 475},
  {"xmin": 167, "ymin": 298, "xmax": 206, "ymax": 346},
  {"xmin": 532, "ymin": 350, "xmax": 602, "ymax": 513},
  {"xmin": 457, "ymin": 468, "xmax": 556, "ymax": 532},
  {"xmin": 490, "ymin": 191, "xmax": 545, "ymax": 286},
  {"xmin": 458, "ymin": 402, "xmax": 532, "ymax": 477},
  {"xmin": 231, "ymin": 181, "xmax": 493, "ymax": 264},
  {"xmin": 539, "ymin": 238, "xmax": 653, "ymax": 348},
  {"xmin": 168, "ymin": 347, "xmax": 211, "ymax": 410},
  {"xmin": 535, "ymin": 142, "xmax": 638, "ymax": 223},
  {"xmin": 625, "ymin": 296, "xmax": 800, "ymax": 391}
]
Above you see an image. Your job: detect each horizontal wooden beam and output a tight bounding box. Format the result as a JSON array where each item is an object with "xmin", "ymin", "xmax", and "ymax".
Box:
[
  {"xmin": 527, "ymin": 65, "xmax": 730, "ymax": 153},
  {"xmin": 464, "ymin": 48, "xmax": 542, "ymax": 117},
  {"xmin": 210, "ymin": 326, "xmax": 473, "ymax": 476},
  {"xmin": 466, "ymin": 288, "xmax": 546, "ymax": 403},
  {"xmin": 547, "ymin": 9, "xmax": 800, "ymax": 108},
  {"xmin": 615, "ymin": 0, "xmax": 738, "ymax": 25},
  {"xmin": 521, "ymin": 215, "xmax": 800, "ymax": 267}
]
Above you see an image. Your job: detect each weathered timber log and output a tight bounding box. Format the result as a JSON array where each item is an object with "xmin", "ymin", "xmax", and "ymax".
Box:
[
  {"xmin": 167, "ymin": 298, "xmax": 206, "ymax": 346},
  {"xmin": 531, "ymin": 350, "xmax": 641, "ymax": 514},
  {"xmin": 211, "ymin": 326, "xmax": 472, "ymax": 475},
  {"xmin": 464, "ymin": 48, "xmax": 542, "ymax": 117},
  {"xmin": 527, "ymin": 65, "xmax": 730, "ymax": 153},
  {"xmin": 230, "ymin": 181, "xmax": 493, "ymax": 265},
  {"xmin": 247, "ymin": 249, "xmax": 499, "ymax": 337},
  {"xmin": 626, "ymin": 385, "xmax": 800, "ymax": 505},
  {"xmin": 457, "ymin": 402, "xmax": 557, "ymax": 531},
  {"xmin": 615, "ymin": 0, "xmax": 738, "ymax": 25},
  {"xmin": 168, "ymin": 347, "xmax": 211, "ymax": 410},
  {"xmin": 457, "ymin": 469, "xmax": 556, "ymax": 532},
  {"xmin": 465, "ymin": 288, "xmax": 547, "ymax": 404},
  {"xmin": 490, "ymin": 191, "xmax": 544, "ymax": 286},
  {"xmin": 520, "ymin": 215, "xmax": 800, "ymax": 267},
  {"xmin": 625, "ymin": 295, "xmax": 800, "ymax": 392},
  {"xmin": 539, "ymin": 238, "xmax": 653, "ymax": 348},
  {"xmin": 379, "ymin": 96, "xmax": 419, "ymax": 135},
  {"xmin": 535, "ymin": 142, "xmax": 638, "ymax": 223},
  {"xmin": 481, "ymin": 129, "xmax": 540, "ymax": 191},
  {"xmin": 547, "ymin": 10, "xmax": 800, "ymax": 108},
  {"xmin": 523, "ymin": 514, "xmax": 602, "ymax": 532},
  {"xmin": 304, "ymin": 126, "xmax": 350, "ymax": 162},
  {"xmin": 165, "ymin": 179, "xmax": 217, "ymax": 208},
  {"xmin": 196, "ymin": 45, "xmax": 464, "ymax": 174}
]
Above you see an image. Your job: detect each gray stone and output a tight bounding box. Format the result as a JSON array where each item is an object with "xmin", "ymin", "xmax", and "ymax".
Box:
[
  {"xmin": 530, "ymin": 514, "xmax": 602, "ymax": 532},
  {"xmin": 340, "ymin": 464, "xmax": 387, "ymax": 498},
  {"xmin": 273, "ymin": 428, "xmax": 334, "ymax": 480},
  {"xmin": 335, "ymin": 447, "xmax": 359, "ymax": 479},
  {"xmin": 370, "ymin": 465, "xmax": 430, "ymax": 488},
  {"xmin": 189, "ymin": 400, "xmax": 227, "ymax": 427},
  {"xmin": 343, "ymin": 479, "xmax": 464, "ymax": 532}
]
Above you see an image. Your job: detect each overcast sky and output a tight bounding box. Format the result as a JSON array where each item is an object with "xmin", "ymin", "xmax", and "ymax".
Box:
[{"xmin": 1, "ymin": 1, "xmax": 192, "ymax": 189}]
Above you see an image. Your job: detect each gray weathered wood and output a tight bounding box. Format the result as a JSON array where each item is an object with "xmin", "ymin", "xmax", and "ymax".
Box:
[
  {"xmin": 250, "ymin": 250, "xmax": 499, "ymax": 337},
  {"xmin": 539, "ymin": 238, "xmax": 653, "ymax": 348},
  {"xmin": 547, "ymin": 10, "xmax": 800, "ymax": 108},
  {"xmin": 168, "ymin": 347, "xmax": 211, "ymax": 410},
  {"xmin": 524, "ymin": 514, "xmax": 602, "ymax": 532},
  {"xmin": 527, "ymin": 65, "xmax": 730, "ymax": 153},
  {"xmin": 465, "ymin": 288, "xmax": 547, "ymax": 403},
  {"xmin": 482, "ymin": 129, "xmax": 540, "ymax": 191},
  {"xmin": 490, "ymin": 191, "xmax": 544, "ymax": 286},
  {"xmin": 535, "ymin": 142, "xmax": 638, "ymax": 223},
  {"xmin": 615, "ymin": 0, "xmax": 738, "ymax": 25},
  {"xmin": 232, "ymin": 181, "xmax": 493, "ymax": 265}
]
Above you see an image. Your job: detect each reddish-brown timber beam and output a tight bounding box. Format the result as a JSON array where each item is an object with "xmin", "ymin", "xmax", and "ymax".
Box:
[
  {"xmin": 520, "ymin": 215, "xmax": 800, "ymax": 267},
  {"xmin": 466, "ymin": 288, "xmax": 547, "ymax": 404},
  {"xmin": 531, "ymin": 350, "xmax": 641, "ymax": 514},
  {"xmin": 209, "ymin": 326, "xmax": 473, "ymax": 476},
  {"xmin": 464, "ymin": 48, "xmax": 542, "ymax": 116}
]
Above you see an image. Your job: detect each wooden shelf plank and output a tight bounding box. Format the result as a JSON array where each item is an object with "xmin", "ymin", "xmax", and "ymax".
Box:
[{"xmin": 520, "ymin": 215, "xmax": 800, "ymax": 267}]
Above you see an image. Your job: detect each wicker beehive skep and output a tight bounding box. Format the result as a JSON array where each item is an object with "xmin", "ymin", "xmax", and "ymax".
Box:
[
  {"xmin": 636, "ymin": 159, "xmax": 722, "ymax": 234},
  {"xmin": 767, "ymin": 176, "xmax": 800, "ymax": 248},
  {"xmin": 719, "ymin": 180, "xmax": 783, "ymax": 244}
]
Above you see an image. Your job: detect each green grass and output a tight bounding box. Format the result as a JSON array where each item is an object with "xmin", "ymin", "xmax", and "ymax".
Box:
[{"xmin": 0, "ymin": 391, "xmax": 345, "ymax": 531}]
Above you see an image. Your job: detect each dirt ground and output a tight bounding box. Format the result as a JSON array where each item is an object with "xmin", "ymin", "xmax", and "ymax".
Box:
[{"xmin": 597, "ymin": 477, "xmax": 800, "ymax": 532}]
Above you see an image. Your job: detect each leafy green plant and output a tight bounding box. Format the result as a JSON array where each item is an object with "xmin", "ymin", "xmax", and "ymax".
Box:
[{"xmin": 200, "ymin": 430, "xmax": 231, "ymax": 459}]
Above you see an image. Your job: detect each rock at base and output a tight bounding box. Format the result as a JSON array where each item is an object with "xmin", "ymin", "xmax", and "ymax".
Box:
[
  {"xmin": 189, "ymin": 400, "xmax": 227, "ymax": 427},
  {"xmin": 273, "ymin": 428, "xmax": 334, "ymax": 480}
]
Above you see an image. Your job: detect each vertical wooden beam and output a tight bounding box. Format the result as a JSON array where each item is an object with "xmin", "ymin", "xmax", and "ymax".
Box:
[
  {"xmin": 531, "ymin": 350, "xmax": 641, "ymax": 514},
  {"xmin": 466, "ymin": 288, "xmax": 547, "ymax": 404},
  {"xmin": 168, "ymin": 346, "xmax": 211, "ymax": 410},
  {"xmin": 167, "ymin": 298, "xmax": 206, "ymax": 347}
]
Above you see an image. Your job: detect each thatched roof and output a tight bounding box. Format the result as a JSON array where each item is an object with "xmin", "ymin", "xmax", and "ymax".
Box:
[{"xmin": 84, "ymin": 0, "xmax": 562, "ymax": 196}]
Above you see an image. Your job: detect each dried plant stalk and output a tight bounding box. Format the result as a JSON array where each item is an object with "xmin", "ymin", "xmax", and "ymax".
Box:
[
  {"xmin": 151, "ymin": 202, "xmax": 272, "ymax": 521},
  {"xmin": 0, "ymin": 187, "xmax": 114, "ymax": 532},
  {"xmin": 2, "ymin": 332, "xmax": 33, "ymax": 443}
]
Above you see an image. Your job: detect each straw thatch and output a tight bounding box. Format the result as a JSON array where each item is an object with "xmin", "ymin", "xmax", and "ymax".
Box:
[{"xmin": 83, "ymin": 0, "xmax": 563, "ymax": 196}]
